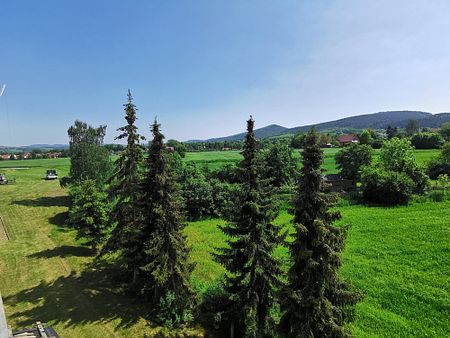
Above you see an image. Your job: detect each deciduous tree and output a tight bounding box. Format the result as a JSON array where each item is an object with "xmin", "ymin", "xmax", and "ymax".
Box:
[
  {"xmin": 359, "ymin": 129, "xmax": 373, "ymax": 145},
  {"xmin": 405, "ymin": 119, "xmax": 419, "ymax": 136},
  {"xmin": 386, "ymin": 125, "xmax": 398, "ymax": 139},
  {"xmin": 335, "ymin": 143, "xmax": 373, "ymax": 182},
  {"xmin": 67, "ymin": 120, "xmax": 112, "ymax": 186},
  {"xmin": 440, "ymin": 122, "xmax": 450, "ymax": 140},
  {"xmin": 259, "ymin": 141, "xmax": 298, "ymax": 187}
]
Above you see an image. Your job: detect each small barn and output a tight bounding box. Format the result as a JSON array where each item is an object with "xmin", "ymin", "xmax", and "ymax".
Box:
[
  {"xmin": 337, "ymin": 134, "xmax": 359, "ymax": 147},
  {"xmin": 46, "ymin": 152, "xmax": 62, "ymax": 159}
]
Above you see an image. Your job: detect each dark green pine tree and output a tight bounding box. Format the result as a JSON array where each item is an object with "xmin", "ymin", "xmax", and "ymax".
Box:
[
  {"xmin": 102, "ymin": 90, "xmax": 145, "ymax": 284},
  {"xmin": 215, "ymin": 116, "xmax": 285, "ymax": 338},
  {"xmin": 69, "ymin": 179, "xmax": 109, "ymax": 251},
  {"xmin": 280, "ymin": 129, "xmax": 361, "ymax": 337},
  {"xmin": 141, "ymin": 119, "xmax": 194, "ymax": 314}
]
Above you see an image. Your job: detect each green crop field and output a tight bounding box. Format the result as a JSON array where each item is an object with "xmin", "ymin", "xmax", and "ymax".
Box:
[
  {"xmin": 183, "ymin": 148, "xmax": 441, "ymax": 173},
  {"xmin": 0, "ymin": 149, "xmax": 449, "ymax": 337}
]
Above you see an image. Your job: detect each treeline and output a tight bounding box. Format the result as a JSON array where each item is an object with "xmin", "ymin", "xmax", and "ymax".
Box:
[
  {"xmin": 334, "ymin": 138, "xmax": 450, "ymax": 205},
  {"xmin": 0, "ymin": 148, "xmax": 69, "ymax": 160},
  {"xmin": 184, "ymin": 119, "xmax": 450, "ymax": 152},
  {"xmin": 184, "ymin": 140, "xmax": 243, "ymax": 152},
  {"xmin": 65, "ymin": 91, "xmax": 361, "ymax": 337}
]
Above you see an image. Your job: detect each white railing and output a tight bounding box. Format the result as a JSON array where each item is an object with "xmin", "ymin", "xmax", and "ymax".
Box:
[{"xmin": 0, "ymin": 292, "xmax": 11, "ymax": 338}]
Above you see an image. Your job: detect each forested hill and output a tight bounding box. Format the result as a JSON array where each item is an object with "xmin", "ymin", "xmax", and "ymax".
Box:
[
  {"xmin": 287, "ymin": 111, "xmax": 450, "ymax": 134},
  {"xmin": 189, "ymin": 111, "xmax": 450, "ymax": 142},
  {"xmin": 194, "ymin": 124, "xmax": 289, "ymax": 143}
]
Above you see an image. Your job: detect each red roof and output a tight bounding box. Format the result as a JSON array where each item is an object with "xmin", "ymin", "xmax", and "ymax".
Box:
[{"xmin": 337, "ymin": 134, "xmax": 359, "ymax": 143}]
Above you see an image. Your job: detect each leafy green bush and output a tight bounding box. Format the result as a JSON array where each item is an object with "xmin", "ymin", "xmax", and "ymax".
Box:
[
  {"xmin": 361, "ymin": 138, "xmax": 429, "ymax": 205},
  {"xmin": 258, "ymin": 141, "xmax": 298, "ymax": 187},
  {"xmin": 359, "ymin": 129, "xmax": 374, "ymax": 145},
  {"xmin": 209, "ymin": 179, "xmax": 240, "ymax": 218},
  {"xmin": 371, "ymin": 139, "xmax": 383, "ymax": 149},
  {"xmin": 361, "ymin": 167, "xmax": 415, "ymax": 205},
  {"xmin": 182, "ymin": 175, "xmax": 215, "ymax": 217},
  {"xmin": 427, "ymin": 142, "xmax": 450, "ymax": 179},
  {"xmin": 156, "ymin": 291, "xmax": 193, "ymax": 329},
  {"xmin": 411, "ymin": 132, "xmax": 444, "ymax": 149},
  {"xmin": 210, "ymin": 163, "xmax": 239, "ymax": 183},
  {"xmin": 199, "ymin": 283, "xmax": 233, "ymax": 333},
  {"xmin": 69, "ymin": 179, "xmax": 110, "ymax": 249},
  {"xmin": 290, "ymin": 132, "xmax": 306, "ymax": 149},
  {"xmin": 335, "ymin": 143, "xmax": 373, "ymax": 181},
  {"xmin": 406, "ymin": 166, "xmax": 429, "ymax": 194},
  {"xmin": 428, "ymin": 190, "xmax": 445, "ymax": 202},
  {"xmin": 440, "ymin": 122, "xmax": 450, "ymax": 140},
  {"xmin": 379, "ymin": 138, "xmax": 429, "ymax": 194},
  {"xmin": 428, "ymin": 161, "xmax": 450, "ymax": 180},
  {"xmin": 179, "ymin": 164, "xmax": 239, "ymax": 219}
]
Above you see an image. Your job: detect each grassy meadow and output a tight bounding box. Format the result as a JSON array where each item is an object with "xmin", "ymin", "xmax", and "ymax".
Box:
[
  {"xmin": 184, "ymin": 148, "xmax": 441, "ymax": 173},
  {"xmin": 0, "ymin": 149, "xmax": 449, "ymax": 337}
]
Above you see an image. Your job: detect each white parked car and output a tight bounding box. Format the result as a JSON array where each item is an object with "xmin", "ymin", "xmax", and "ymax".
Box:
[
  {"xmin": 45, "ymin": 170, "xmax": 58, "ymax": 180},
  {"xmin": 0, "ymin": 173, "xmax": 7, "ymax": 185}
]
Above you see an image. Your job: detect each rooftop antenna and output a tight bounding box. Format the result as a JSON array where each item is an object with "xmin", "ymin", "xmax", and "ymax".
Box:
[{"xmin": 0, "ymin": 85, "xmax": 5, "ymax": 97}]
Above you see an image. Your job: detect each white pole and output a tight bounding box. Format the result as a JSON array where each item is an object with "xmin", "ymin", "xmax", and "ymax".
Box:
[
  {"xmin": 0, "ymin": 85, "xmax": 5, "ymax": 97},
  {"xmin": 0, "ymin": 291, "xmax": 10, "ymax": 338}
]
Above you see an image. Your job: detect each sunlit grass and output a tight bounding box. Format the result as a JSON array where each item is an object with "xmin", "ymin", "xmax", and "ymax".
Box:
[{"xmin": 186, "ymin": 201, "xmax": 450, "ymax": 337}]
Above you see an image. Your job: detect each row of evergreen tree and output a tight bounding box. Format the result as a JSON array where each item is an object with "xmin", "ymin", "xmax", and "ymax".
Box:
[{"xmin": 68, "ymin": 92, "xmax": 361, "ymax": 337}]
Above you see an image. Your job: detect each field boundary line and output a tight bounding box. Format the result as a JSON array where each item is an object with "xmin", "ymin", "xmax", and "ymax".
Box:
[{"xmin": 0, "ymin": 216, "xmax": 10, "ymax": 241}]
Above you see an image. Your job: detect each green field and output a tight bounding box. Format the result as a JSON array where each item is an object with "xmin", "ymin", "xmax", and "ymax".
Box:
[
  {"xmin": 183, "ymin": 148, "xmax": 441, "ymax": 173},
  {"xmin": 0, "ymin": 150, "xmax": 449, "ymax": 337}
]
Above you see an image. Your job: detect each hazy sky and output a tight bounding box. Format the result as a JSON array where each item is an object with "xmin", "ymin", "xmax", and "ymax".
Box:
[{"xmin": 1, "ymin": 0, "xmax": 450, "ymax": 145}]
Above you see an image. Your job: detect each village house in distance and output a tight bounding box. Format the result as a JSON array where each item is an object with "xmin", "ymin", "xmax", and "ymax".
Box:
[{"xmin": 337, "ymin": 134, "xmax": 359, "ymax": 146}]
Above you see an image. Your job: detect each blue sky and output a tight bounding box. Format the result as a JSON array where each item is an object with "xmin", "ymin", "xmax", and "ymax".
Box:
[{"xmin": 1, "ymin": 1, "xmax": 450, "ymax": 145}]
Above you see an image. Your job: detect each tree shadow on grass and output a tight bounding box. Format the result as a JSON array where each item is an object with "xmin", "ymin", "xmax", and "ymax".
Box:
[
  {"xmin": 4, "ymin": 261, "xmax": 151, "ymax": 330},
  {"xmin": 12, "ymin": 196, "xmax": 71, "ymax": 208},
  {"xmin": 48, "ymin": 211, "xmax": 69, "ymax": 227},
  {"xmin": 28, "ymin": 246, "xmax": 95, "ymax": 259}
]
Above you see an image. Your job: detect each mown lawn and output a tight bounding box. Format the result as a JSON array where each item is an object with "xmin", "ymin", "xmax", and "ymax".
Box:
[
  {"xmin": 0, "ymin": 159, "xmax": 201, "ymax": 337},
  {"xmin": 0, "ymin": 152, "xmax": 448, "ymax": 337}
]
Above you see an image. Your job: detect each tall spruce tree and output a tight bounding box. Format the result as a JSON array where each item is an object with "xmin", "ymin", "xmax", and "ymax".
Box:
[
  {"xmin": 102, "ymin": 90, "xmax": 145, "ymax": 284},
  {"xmin": 141, "ymin": 120, "xmax": 194, "ymax": 316},
  {"xmin": 280, "ymin": 128, "xmax": 361, "ymax": 338},
  {"xmin": 215, "ymin": 116, "xmax": 285, "ymax": 337}
]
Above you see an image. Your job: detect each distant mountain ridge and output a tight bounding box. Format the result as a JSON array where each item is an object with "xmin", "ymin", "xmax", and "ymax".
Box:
[
  {"xmin": 287, "ymin": 111, "xmax": 449, "ymax": 134},
  {"xmin": 0, "ymin": 144, "xmax": 68, "ymax": 151},
  {"xmin": 2, "ymin": 111, "xmax": 450, "ymax": 147},
  {"xmin": 188, "ymin": 111, "xmax": 450, "ymax": 142},
  {"xmin": 199, "ymin": 124, "xmax": 289, "ymax": 143}
]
